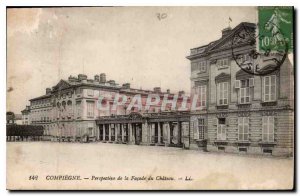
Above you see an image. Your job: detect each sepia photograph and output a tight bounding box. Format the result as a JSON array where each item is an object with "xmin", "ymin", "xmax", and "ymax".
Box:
[{"xmin": 6, "ymin": 6, "xmax": 294, "ymax": 190}]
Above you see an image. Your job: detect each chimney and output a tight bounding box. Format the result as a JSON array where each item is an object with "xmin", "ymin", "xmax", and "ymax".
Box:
[
  {"xmin": 221, "ymin": 27, "xmax": 232, "ymax": 37},
  {"xmin": 68, "ymin": 75, "xmax": 76, "ymax": 82},
  {"xmin": 122, "ymin": 83, "xmax": 131, "ymax": 89},
  {"xmin": 178, "ymin": 90, "xmax": 185, "ymax": 96},
  {"xmin": 166, "ymin": 89, "xmax": 170, "ymax": 94},
  {"xmin": 78, "ymin": 74, "xmax": 87, "ymax": 80},
  {"xmin": 100, "ymin": 73, "xmax": 106, "ymax": 83},
  {"xmin": 153, "ymin": 87, "xmax": 161, "ymax": 93},
  {"xmin": 107, "ymin": 80, "xmax": 116, "ymax": 86},
  {"xmin": 46, "ymin": 88, "xmax": 51, "ymax": 95},
  {"xmin": 94, "ymin": 75, "xmax": 99, "ymax": 82}
]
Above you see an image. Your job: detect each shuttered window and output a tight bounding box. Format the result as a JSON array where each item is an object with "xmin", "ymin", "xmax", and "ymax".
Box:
[
  {"xmin": 263, "ymin": 75, "xmax": 276, "ymax": 102},
  {"xmin": 76, "ymin": 101, "xmax": 81, "ymax": 117},
  {"xmin": 87, "ymin": 102, "xmax": 94, "ymax": 117},
  {"xmin": 199, "ymin": 61, "xmax": 207, "ymax": 72},
  {"xmin": 198, "ymin": 119, "xmax": 205, "ymax": 140},
  {"xmin": 193, "ymin": 85, "xmax": 207, "ymax": 107},
  {"xmin": 239, "ymin": 80, "xmax": 250, "ymax": 104},
  {"xmin": 238, "ymin": 117, "xmax": 249, "ymax": 141},
  {"xmin": 217, "ymin": 118, "xmax": 226, "ymax": 140},
  {"xmin": 192, "ymin": 117, "xmax": 199, "ymax": 139},
  {"xmin": 218, "ymin": 58, "xmax": 229, "ymax": 69},
  {"xmin": 262, "ymin": 116, "xmax": 275, "ymax": 142},
  {"xmin": 217, "ymin": 82, "xmax": 228, "ymax": 105}
]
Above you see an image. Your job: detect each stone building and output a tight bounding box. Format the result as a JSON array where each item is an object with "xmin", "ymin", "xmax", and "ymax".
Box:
[
  {"xmin": 23, "ymin": 21, "xmax": 294, "ymax": 156},
  {"xmin": 27, "ymin": 73, "xmax": 189, "ymax": 143},
  {"xmin": 29, "ymin": 88, "xmax": 53, "ymax": 139},
  {"xmin": 21, "ymin": 106, "xmax": 31, "ymax": 125},
  {"xmin": 186, "ymin": 22, "xmax": 294, "ymax": 156}
]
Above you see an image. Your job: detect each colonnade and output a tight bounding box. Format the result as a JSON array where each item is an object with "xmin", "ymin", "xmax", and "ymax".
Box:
[{"xmin": 97, "ymin": 121, "xmax": 187, "ymax": 147}]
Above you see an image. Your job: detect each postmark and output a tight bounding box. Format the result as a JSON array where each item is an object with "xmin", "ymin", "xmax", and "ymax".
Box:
[{"xmin": 231, "ymin": 7, "xmax": 293, "ymax": 76}]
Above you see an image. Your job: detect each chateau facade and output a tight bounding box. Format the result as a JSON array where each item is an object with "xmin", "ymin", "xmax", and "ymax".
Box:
[
  {"xmin": 22, "ymin": 22, "xmax": 294, "ymax": 157},
  {"xmin": 186, "ymin": 22, "xmax": 294, "ymax": 156}
]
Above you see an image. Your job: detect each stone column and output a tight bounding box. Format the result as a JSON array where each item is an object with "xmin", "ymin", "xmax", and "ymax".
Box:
[
  {"xmin": 131, "ymin": 124, "xmax": 135, "ymax": 144},
  {"xmin": 103, "ymin": 124, "xmax": 106, "ymax": 141},
  {"xmin": 142, "ymin": 122, "xmax": 148, "ymax": 144},
  {"xmin": 158, "ymin": 122, "xmax": 161, "ymax": 144},
  {"xmin": 108, "ymin": 124, "xmax": 112, "ymax": 142},
  {"xmin": 150, "ymin": 124, "xmax": 154, "ymax": 143},
  {"xmin": 96, "ymin": 125, "xmax": 100, "ymax": 141},
  {"xmin": 128, "ymin": 123, "xmax": 132, "ymax": 143},
  {"xmin": 146, "ymin": 121, "xmax": 150, "ymax": 144},
  {"xmin": 115, "ymin": 124, "xmax": 118, "ymax": 142},
  {"xmin": 167, "ymin": 123, "xmax": 171, "ymax": 145},
  {"xmin": 121, "ymin": 124, "xmax": 125, "ymax": 142},
  {"xmin": 178, "ymin": 122, "xmax": 182, "ymax": 144}
]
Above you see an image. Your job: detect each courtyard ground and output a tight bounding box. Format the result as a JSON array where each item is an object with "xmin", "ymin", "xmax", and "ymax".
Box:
[{"xmin": 6, "ymin": 142, "xmax": 294, "ymax": 190}]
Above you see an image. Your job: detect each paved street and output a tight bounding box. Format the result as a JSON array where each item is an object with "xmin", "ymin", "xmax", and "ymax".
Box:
[{"xmin": 7, "ymin": 142, "xmax": 293, "ymax": 190}]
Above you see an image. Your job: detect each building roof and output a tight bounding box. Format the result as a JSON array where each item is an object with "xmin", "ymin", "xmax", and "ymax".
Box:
[
  {"xmin": 29, "ymin": 94, "xmax": 51, "ymax": 101},
  {"xmin": 186, "ymin": 22, "xmax": 256, "ymax": 60},
  {"xmin": 21, "ymin": 107, "xmax": 30, "ymax": 114}
]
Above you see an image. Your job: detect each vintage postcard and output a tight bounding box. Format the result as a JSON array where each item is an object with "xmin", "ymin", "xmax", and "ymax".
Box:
[{"xmin": 6, "ymin": 6, "xmax": 294, "ymax": 190}]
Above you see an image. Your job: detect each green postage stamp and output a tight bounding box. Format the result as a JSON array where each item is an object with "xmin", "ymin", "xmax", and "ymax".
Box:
[{"xmin": 258, "ymin": 6, "xmax": 293, "ymax": 52}]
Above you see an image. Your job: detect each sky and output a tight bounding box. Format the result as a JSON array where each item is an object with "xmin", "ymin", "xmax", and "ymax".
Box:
[{"xmin": 7, "ymin": 6, "xmax": 257, "ymax": 113}]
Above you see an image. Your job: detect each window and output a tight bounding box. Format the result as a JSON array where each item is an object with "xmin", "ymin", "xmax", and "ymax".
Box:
[
  {"xmin": 263, "ymin": 75, "xmax": 276, "ymax": 102},
  {"xmin": 76, "ymin": 101, "xmax": 81, "ymax": 117},
  {"xmin": 193, "ymin": 85, "xmax": 207, "ymax": 107},
  {"xmin": 217, "ymin": 118, "xmax": 226, "ymax": 140},
  {"xmin": 218, "ymin": 59, "xmax": 229, "ymax": 69},
  {"xmin": 87, "ymin": 102, "xmax": 94, "ymax": 117},
  {"xmin": 238, "ymin": 117, "xmax": 249, "ymax": 141},
  {"xmin": 198, "ymin": 61, "xmax": 206, "ymax": 72},
  {"xmin": 198, "ymin": 119, "xmax": 206, "ymax": 140},
  {"xmin": 191, "ymin": 62, "xmax": 198, "ymax": 72},
  {"xmin": 200, "ymin": 86, "xmax": 206, "ymax": 107},
  {"xmin": 88, "ymin": 123, "xmax": 94, "ymax": 136},
  {"xmin": 237, "ymin": 54, "xmax": 252, "ymax": 65},
  {"xmin": 67, "ymin": 101, "xmax": 73, "ymax": 115},
  {"xmin": 217, "ymin": 82, "xmax": 228, "ymax": 105},
  {"xmin": 87, "ymin": 89, "xmax": 94, "ymax": 96},
  {"xmin": 192, "ymin": 61, "xmax": 206, "ymax": 72},
  {"xmin": 262, "ymin": 116, "xmax": 274, "ymax": 142},
  {"xmin": 75, "ymin": 88, "xmax": 82, "ymax": 95},
  {"xmin": 239, "ymin": 79, "xmax": 250, "ymax": 104}
]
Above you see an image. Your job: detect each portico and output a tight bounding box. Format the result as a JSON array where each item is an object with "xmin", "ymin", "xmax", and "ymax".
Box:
[{"xmin": 96, "ymin": 112, "xmax": 191, "ymax": 148}]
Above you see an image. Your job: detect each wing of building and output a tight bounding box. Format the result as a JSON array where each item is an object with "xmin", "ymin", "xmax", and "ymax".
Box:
[
  {"xmin": 186, "ymin": 22, "xmax": 294, "ymax": 156},
  {"xmin": 27, "ymin": 73, "xmax": 190, "ymax": 146}
]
